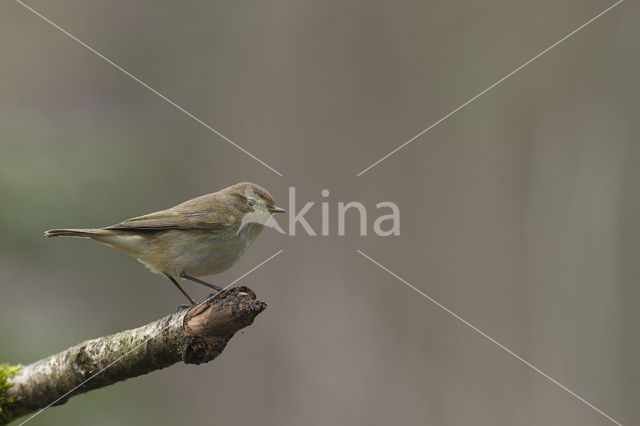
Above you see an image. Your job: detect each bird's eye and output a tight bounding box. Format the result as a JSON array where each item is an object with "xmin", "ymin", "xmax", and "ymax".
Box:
[{"xmin": 247, "ymin": 199, "xmax": 256, "ymax": 207}]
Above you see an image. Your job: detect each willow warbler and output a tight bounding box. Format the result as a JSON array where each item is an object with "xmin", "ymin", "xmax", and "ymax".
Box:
[{"xmin": 45, "ymin": 182, "xmax": 285, "ymax": 304}]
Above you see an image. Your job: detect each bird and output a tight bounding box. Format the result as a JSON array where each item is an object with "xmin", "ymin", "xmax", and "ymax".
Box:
[{"xmin": 45, "ymin": 182, "xmax": 285, "ymax": 305}]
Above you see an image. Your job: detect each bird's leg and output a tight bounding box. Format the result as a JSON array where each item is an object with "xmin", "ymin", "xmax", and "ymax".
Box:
[
  {"xmin": 164, "ymin": 273, "xmax": 196, "ymax": 305},
  {"xmin": 181, "ymin": 274, "xmax": 224, "ymax": 291}
]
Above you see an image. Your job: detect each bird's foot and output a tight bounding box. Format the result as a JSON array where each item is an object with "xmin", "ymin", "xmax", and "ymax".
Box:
[{"xmin": 175, "ymin": 304, "xmax": 191, "ymax": 313}]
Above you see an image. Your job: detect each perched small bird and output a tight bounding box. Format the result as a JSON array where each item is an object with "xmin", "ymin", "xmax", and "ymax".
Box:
[{"xmin": 45, "ymin": 182, "xmax": 285, "ymax": 304}]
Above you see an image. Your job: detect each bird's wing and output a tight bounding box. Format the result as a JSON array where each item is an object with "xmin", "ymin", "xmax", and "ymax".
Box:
[{"xmin": 104, "ymin": 197, "xmax": 234, "ymax": 231}]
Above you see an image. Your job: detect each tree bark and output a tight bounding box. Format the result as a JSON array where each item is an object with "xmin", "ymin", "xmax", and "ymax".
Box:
[{"xmin": 0, "ymin": 287, "xmax": 266, "ymax": 425}]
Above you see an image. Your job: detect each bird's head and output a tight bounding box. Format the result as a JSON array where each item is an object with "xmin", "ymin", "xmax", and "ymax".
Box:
[{"xmin": 222, "ymin": 183, "xmax": 285, "ymax": 233}]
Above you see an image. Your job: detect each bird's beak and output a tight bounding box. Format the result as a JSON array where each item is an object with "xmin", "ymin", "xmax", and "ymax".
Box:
[{"xmin": 269, "ymin": 206, "xmax": 286, "ymax": 213}]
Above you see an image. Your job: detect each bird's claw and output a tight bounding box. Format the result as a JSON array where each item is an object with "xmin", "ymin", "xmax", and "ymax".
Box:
[{"xmin": 175, "ymin": 304, "xmax": 191, "ymax": 313}]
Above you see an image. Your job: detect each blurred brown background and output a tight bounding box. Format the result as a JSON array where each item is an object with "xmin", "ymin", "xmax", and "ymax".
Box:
[{"xmin": 1, "ymin": 0, "xmax": 638, "ymax": 425}]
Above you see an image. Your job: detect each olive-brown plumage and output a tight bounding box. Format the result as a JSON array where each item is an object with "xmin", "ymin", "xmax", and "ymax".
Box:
[{"xmin": 45, "ymin": 182, "xmax": 285, "ymax": 304}]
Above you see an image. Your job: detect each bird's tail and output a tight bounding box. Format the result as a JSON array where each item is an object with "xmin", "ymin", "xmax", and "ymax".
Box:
[
  {"xmin": 44, "ymin": 228, "xmax": 105, "ymax": 238},
  {"xmin": 45, "ymin": 228, "xmax": 147, "ymax": 259}
]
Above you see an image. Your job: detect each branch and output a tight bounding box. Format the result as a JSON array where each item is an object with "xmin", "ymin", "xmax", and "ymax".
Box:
[{"xmin": 0, "ymin": 287, "xmax": 266, "ymax": 424}]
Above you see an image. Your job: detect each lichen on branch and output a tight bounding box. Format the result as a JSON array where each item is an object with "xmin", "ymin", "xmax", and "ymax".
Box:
[
  {"xmin": 0, "ymin": 287, "xmax": 266, "ymax": 425},
  {"xmin": 0, "ymin": 363, "xmax": 23, "ymax": 424}
]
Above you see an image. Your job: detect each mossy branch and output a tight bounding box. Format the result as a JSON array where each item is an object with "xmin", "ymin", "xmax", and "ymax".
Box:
[{"xmin": 0, "ymin": 287, "xmax": 266, "ymax": 425}]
